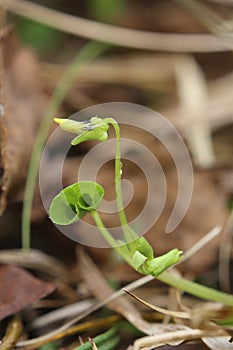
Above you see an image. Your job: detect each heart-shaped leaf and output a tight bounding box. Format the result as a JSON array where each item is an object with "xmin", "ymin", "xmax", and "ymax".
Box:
[{"xmin": 49, "ymin": 181, "xmax": 105, "ymax": 225}]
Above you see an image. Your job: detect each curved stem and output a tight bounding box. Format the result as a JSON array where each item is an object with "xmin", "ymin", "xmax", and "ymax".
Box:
[
  {"xmin": 90, "ymin": 210, "xmax": 133, "ymax": 265},
  {"xmin": 104, "ymin": 118, "xmax": 137, "ymax": 243},
  {"xmin": 158, "ymin": 271, "xmax": 233, "ymax": 306},
  {"xmin": 90, "ymin": 210, "xmax": 117, "ymax": 248}
]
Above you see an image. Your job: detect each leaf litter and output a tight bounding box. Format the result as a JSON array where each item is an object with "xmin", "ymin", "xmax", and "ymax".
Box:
[{"xmin": 0, "ymin": 264, "xmax": 55, "ymax": 321}]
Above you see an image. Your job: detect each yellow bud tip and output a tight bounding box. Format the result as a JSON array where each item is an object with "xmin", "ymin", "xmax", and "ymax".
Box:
[{"xmin": 54, "ymin": 118, "xmax": 64, "ymax": 125}]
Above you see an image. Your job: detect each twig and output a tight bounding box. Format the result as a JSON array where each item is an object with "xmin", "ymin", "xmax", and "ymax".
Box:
[
  {"xmin": 0, "ymin": 315, "xmax": 22, "ymax": 350},
  {"xmin": 0, "ymin": 0, "xmax": 230, "ymax": 52},
  {"xmin": 182, "ymin": 226, "xmax": 222, "ymax": 263}
]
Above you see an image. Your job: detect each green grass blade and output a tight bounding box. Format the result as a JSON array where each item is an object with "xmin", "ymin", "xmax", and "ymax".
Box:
[{"xmin": 22, "ymin": 41, "xmax": 108, "ymax": 250}]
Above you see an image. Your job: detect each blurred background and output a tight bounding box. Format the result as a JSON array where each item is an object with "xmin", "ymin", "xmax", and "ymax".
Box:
[{"xmin": 0, "ymin": 1, "xmax": 233, "ymax": 347}]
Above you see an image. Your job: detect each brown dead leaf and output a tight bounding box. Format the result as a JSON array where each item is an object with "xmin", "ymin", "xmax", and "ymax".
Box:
[
  {"xmin": 0, "ymin": 264, "xmax": 55, "ymax": 321},
  {"xmin": 0, "ymin": 30, "xmax": 48, "ymax": 214}
]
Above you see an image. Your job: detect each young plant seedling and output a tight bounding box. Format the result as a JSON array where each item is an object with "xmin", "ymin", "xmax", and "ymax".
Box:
[
  {"xmin": 50, "ymin": 116, "xmax": 182, "ymax": 276},
  {"xmin": 50, "ymin": 116, "xmax": 233, "ymax": 307}
]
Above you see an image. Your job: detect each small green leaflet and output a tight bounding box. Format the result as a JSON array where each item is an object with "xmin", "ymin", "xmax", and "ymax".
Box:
[{"xmin": 49, "ymin": 181, "xmax": 105, "ymax": 225}]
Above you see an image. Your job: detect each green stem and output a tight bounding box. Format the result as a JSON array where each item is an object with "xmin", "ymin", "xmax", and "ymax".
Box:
[
  {"xmin": 90, "ymin": 210, "xmax": 133, "ymax": 265},
  {"xmin": 90, "ymin": 210, "xmax": 117, "ymax": 248},
  {"xmin": 104, "ymin": 118, "xmax": 136, "ymax": 243},
  {"xmin": 158, "ymin": 271, "xmax": 233, "ymax": 306},
  {"xmin": 91, "ymin": 209, "xmax": 233, "ymax": 305},
  {"xmin": 22, "ymin": 41, "xmax": 108, "ymax": 250},
  {"xmin": 94, "ymin": 119, "xmax": 233, "ymax": 306}
]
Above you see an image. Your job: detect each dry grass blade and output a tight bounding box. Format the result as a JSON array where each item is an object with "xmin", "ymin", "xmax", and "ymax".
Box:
[
  {"xmin": 202, "ymin": 336, "xmax": 233, "ymax": 349},
  {"xmin": 123, "ymin": 289, "xmax": 189, "ymax": 319},
  {"xmin": 15, "ymin": 227, "xmax": 226, "ymax": 347},
  {"xmin": 30, "ymin": 299, "xmax": 95, "ymax": 330},
  {"xmin": 16, "ymin": 274, "xmax": 155, "ymax": 347},
  {"xmin": 131, "ymin": 328, "xmax": 225, "ymax": 350},
  {"xmin": 78, "ymin": 249, "xmax": 155, "ymax": 335},
  {"xmin": 182, "ymin": 226, "xmax": 222, "ymax": 263},
  {"xmin": 174, "ymin": 0, "xmax": 223, "ymax": 32},
  {"xmin": 174, "ymin": 0, "xmax": 233, "ymax": 49},
  {"xmin": 0, "ymin": 0, "xmax": 230, "ymax": 52},
  {"xmin": 0, "ymin": 249, "xmax": 69, "ymax": 282},
  {"xmin": 174, "ymin": 54, "xmax": 215, "ymax": 167},
  {"xmin": 127, "ymin": 293, "xmax": 232, "ymax": 349},
  {"xmin": 42, "ymin": 54, "xmax": 175, "ymax": 87},
  {"xmin": 18, "ymin": 316, "xmax": 120, "ymax": 350}
]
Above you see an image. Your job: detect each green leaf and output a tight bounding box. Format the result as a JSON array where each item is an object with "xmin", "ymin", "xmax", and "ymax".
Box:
[{"xmin": 49, "ymin": 181, "xmax": 105, "ymax": 225}]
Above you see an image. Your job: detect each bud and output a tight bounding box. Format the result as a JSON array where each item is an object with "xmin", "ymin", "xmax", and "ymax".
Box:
[{"xmin": 54, "ymin": 117, "xmax": 109, "ymax": 146}]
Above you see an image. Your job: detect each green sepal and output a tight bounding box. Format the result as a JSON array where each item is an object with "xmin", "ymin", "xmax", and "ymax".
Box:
[
  {"xmin": 132, "ymin": 250, "xmax": 147, "ymax": 271},
  {"xmin": 125, "ymin": 236, "xmax": 154, "ymax": 258},
  {"xmin": 141, "ymin": 249, "xmax": 183, "ymax": 276},
  {"xmin": 136, "ymin": 237, "xmax": 154, "ymax": 259},
  {"xmin": 71, "ymin": 125, "xmax": 108, "ymax": 145},
  {"xmin": 49, "ymin": 181, "xmax": 105, "ymax": 225}
]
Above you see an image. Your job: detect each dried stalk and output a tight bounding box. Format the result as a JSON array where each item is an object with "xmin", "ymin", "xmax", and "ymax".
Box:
[{"xmin": 0, "ymin": 0, "xmax": 229, "ymax": 52}]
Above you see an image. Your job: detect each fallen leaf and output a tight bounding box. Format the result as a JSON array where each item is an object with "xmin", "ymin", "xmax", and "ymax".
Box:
[{"xmin": 0, "ymin": 264, "xmax": 55, "ymax": 321}]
